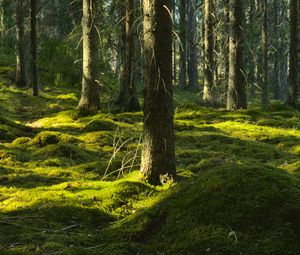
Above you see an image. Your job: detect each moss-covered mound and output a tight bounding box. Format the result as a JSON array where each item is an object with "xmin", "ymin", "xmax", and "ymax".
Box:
[{"xmin": 109, "ymin": 165, "xmax": 300, "ymax": 255}]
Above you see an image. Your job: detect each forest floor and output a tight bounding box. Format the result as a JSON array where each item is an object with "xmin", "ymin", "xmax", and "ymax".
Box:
[{"xmin": 0, "ymin": 83, "xmax": 300, "ymax": 255}]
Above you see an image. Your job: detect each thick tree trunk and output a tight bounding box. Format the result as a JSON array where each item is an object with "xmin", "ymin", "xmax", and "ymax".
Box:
[
  {"xmin": 203, "ymin": 0, "xmax": 214, "ymax": 103},
  {"xmin": 178, "ymin": 0, "xmax": 187, "ymax": 88},
  {"xmin": 78, "ymin": 0, "xmax": 100, "ymax": 113},
  {"xmin": 16, "ymin": 0, "xmax": 26, "ymax": 88},
  {"xmin": 227, "ymin": 0, "xmax": 247, "ymax": 110},
  {"xmin": 287, "ymin": 0, "xmax": 299, "ymax": 107},
  {"xmin": 187, "ymin": 0, "xmax": 198, "ymax": 90},
  {"xmin": 118, "ymin": 0, "xmax": 140, "ymax": 112},
  {"xmin": 141, "ymin": 0, "xmax": 176, "ymax": 185},
  {"xmin": 261, "ymin": 0, "xmax": 269, "ymax": 108},
  {"xmin": 30, "ymin": 0, "xmax": 38, "ymax": 96}
]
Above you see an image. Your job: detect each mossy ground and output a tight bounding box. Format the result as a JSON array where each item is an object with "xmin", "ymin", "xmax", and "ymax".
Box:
[{"xmin": 0, "ymin": 84, "xmax": 299, "ymax": 254}]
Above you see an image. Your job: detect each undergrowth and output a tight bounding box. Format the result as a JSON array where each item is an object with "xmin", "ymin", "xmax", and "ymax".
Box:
[{"xmin": 0, "ymin": 84, "xmax": 299, "ymax": 254}]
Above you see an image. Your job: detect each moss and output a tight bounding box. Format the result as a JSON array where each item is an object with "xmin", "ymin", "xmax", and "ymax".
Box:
[
  {"xmin": 82, "ymin": 119, "xmax": 118, "ymax": 132},
  {"xmin": 110, "ymin": 165, "xmax": 300, "ymax": 255},
  {"xmin": 11, "ymin": 137, "xmax": 32, "ymax": 146},
  {"xmin": 31, "ymin": 131, "xmax": 78, "ymax": 147}
]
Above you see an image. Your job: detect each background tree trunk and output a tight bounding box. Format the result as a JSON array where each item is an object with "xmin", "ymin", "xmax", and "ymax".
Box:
[
  {"xmin": 30, "ymin": 0, "xmax": 38, "ymax": 96},
  {"xmin": 178, "ymin": 0, "xmax": 187, "ymax": 88},
  {"xmin": 287, "ymin": 0, "xmax": 299, "ymax": 107},
  {"xmin": 187, "ymin": 0, "xmax": 198, "ymax": 90},
  {"xmin": 16, "ymin": 0, "xmax": 26, "ymax": 88},
  {"xmin": 141, "ymin": 0, "xmax": 176, "ymax": 185},
  {"xmin": 118, "ymin": 0, "xmax": 140, "ymax": 112},
  {"xmin": 261, "ymin": 0, "xmax": 269, "ymax": 108},
  {"xmin": 203, "ymin": 0, "xmax": 214, "ymax": 103},
  {"xmin": 227, "ymin": 0, "xmax": 247, "ymax": 110},
  {"xmin": 78, "ymin": 0, "xmax": 100, "ymax": 113}
]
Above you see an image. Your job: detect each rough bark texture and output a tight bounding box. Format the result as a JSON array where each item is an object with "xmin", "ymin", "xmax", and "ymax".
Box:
[
  {"xmin": 203, "ymin": 0, "xmax": 214, "ymax": 102},
  {"xmin": 261, "ymin": 0, "xmax": 269, "ymax": 108},
  {"xmin": 178, "ymin": 0, "xmax": 187, "ymax": 88},
  {"xmin": 118, "ymin": 0, "xmax": 140, "ymax": 112},
  {"xmin": 227, "ymin": 0, "xmax": 247, "ymax": 110},
  {"xmin": 187, "ymin": 0, "xmax": 198, "ymax": 90},
  {"xmin": 78, "ymin": 0, "xmax": 100, "ymax": 113},
  {"xmin": 16, "ymin": 0, "xmax": 26, "ymax": 88},
  {"xmin": 287, "ymin": 0, "xmax": 299, "ymax": 107},
  {"xmin": 141, "ymin": 0, "xmax": 176, "ymax": 185},
  {"xmin": 30, "ymin": 0, "xmax": 38, "ymax": 96}
]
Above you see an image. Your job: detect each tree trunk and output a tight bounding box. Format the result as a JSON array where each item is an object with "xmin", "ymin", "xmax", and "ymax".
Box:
[
  {"xmin": 261, "ymin": 0, "xmax": 269, "ymax": 108},
  {"xmin": 30, "ymin": 0, "xmax": 38, "ymax": 96},
  {"xmin": 118, "ymin": 0, "xmax": 140, "ymax": 112},
  {"xmin": 78, "ymin": 0, "xmax": 100, "ymax": 113},
  {"xmin": 224, "ymin": 0, "xmax": 229, "ymax": 96},
  {"xmin": 203, "ymin": 0, "xmax": 214, "ymax": 102},
  {"xmin": 141, "ymin": 0, "xmax": 176, "ymax": 185},
  {"xmin": 187, "ymin": 0, "xmax": 198, "ymax": 90},
  {"xmin": 272, "ymin": 0, "xmax": 280, "ymax": 100},
  {"xmin": 227, "ymin": 0, "xmax": 247, "ymax": 110},
  {"xmin": 287, "ymin": 0, "xmax": 299, "ymax": 107},
  {"xmin": 16, "ymin": 0, "xmax": 26, "ymax": 88},
  {"xmin": 178, "ymin": 0, "xmax": 187, "ymax": 88}
]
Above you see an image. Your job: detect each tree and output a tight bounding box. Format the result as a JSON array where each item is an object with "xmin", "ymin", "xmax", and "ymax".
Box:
[
  {"xmin": 30, "ymin": 0, "xmax": 38, "ymax": 96},
  {"xmin": 187, "ymin": 0, "xmax": 198, "ymax": 90},
  {"xmin": 227, "ymin": 0, "xmax": 247, "ymax": 110},
  {"xmin": 16, "ymin": 0, "xmax": 26, "ymax": 88},
  {"xmin": 203, "ymin": 0, "xmax": 215, "ymax": 103},
  {"xmin": 287, "ymin": 0, "xmax": 299, "ymax": 107},
  {"xmin": 141, "ymin": 0, "xmax": 176, "ymax": 185},
  {"xmin": 78, "ymin": 0, "xmax": 100, "ymax": 113},
  {"xmin": 178, "ymin": 0, "xmax": 187, "ymax": 88},
  {"xmin": 261, "ymin": 0, "xmax": 269, "ymax": 108},
  {"xmin": 117, "ymin": 0, "xmax": 140, "ymax": 112}
]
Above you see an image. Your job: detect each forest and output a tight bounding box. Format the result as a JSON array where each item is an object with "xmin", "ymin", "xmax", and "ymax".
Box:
[{"xmin": 0, "ymin": 0, "xmax": 299, "ymax": 254}]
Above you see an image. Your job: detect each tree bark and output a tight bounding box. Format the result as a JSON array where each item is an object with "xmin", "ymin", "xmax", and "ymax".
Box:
[
  {"xmin": 178, "ymin": 0, "xmax": 187, "ymax": 88},
  {"xmin": 287, "ymin": 0, "xmax": 299, "ymax": 107},
  {"xmin": 187, "ymin": 0, "xmax": 198, "ymax": 90},
  {"xmin": 78, "ymin": 0, "xmax": 100, "ymax": 113},
  {"xmin": 227, "ymin": 0, "xmax": 247, "ymax": 110},
  {"xmin": 203, "ymin": 0, "xmax": 214, "ymax": 103},
  {"xmin": 30, "ymin": 0, "xmax": 38, "ymax": 96},
  {"xmin": 117, "ymin": 0, "xmax": 140, "ymax": 112},
  {"xmin": 141, "ymin": 0, "xmax": 176, "ymax": 185},
  {"xmin": 261, "ymin": 0, "xmax": 269, "ymax": 108},
  {"xmin": 16, "ymin": 0, "xmax": 26, "ymax": 88}
]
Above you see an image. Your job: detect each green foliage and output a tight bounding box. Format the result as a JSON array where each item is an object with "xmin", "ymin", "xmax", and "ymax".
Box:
[{"xmin": 38, "ymin": 39, "xmax": 80, "ymax": 87}]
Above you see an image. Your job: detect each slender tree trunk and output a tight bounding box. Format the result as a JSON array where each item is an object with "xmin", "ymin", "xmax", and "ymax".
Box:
[
  {"xmin": 227, "ymin": 0, "xmax": 247, "ymax": 110},
  {"xmin": 187, "ymin": 0, "xmax": 198, "ymax": 90},
  {"xmin": 178, "ymin": 0, "xmax": 187, "ymax": 88},
  {"xmin": 272, "ymin": 1, "xmax": 280, "ymax": 100},
  {"xmin": 118, "ymin": 0, "xmax": 140, "ymax": 112},
  {"xmin": 172, "ymin": 0, "xmax": 177, "ymax": 84},
  {"xmin": 261, "ymin": 0, "xmax": 269, "ymax": 108},
  {"xmin": 141, "ymin": 0, "xmax": 176, "ymax": 185},
  {"xmin": 287, "ymin": 0, "xmax": 299, "ymax": 107},
  {"xmin": 203, "ymin": 0, "xmax": 214, "ymax": 102},
  {"xmin": 78, "ymin": 0, "xmax": 100, "ymax": 113},
  {"xmin": 30, "ymin": 0, "xmax": 38, "ymax": 96},
  {"xmin": 16, "ymin": 0, "xmax": 26, "ymax": 88},
  {"xmin": 224, "ymin": 0, "xmax": 229, "ymax": 96}
]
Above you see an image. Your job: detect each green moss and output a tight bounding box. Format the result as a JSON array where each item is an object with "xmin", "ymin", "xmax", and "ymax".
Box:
[
  {"xmin": 11, "ymin": 137, "xmax": 32, "ymax": 146},
  {"xmin": 82, "ymin": 119, "xmax": 118, "ymax": 132},
  {"xmin": 109, "ymin": 165, "xmax": 300, "ymax": 255},
  {"xmin": 31, "ymin": 131, "xmax": 78, "ymax": 147}
]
